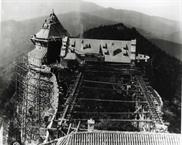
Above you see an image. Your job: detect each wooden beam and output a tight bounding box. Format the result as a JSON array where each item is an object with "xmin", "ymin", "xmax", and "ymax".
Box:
[
  {"xmin": 76, "ymin": 121, "xmax": 81, "ymax": 132},
  {"xmin": 81, "ymin": 86, "xmax": 141, "ymax": 93},
  {"xmin": 84, "ymin": 70, "xmax": 131, "ymax": 75},
  {"xmin": 72, "ymin": 111, "xmax": 150, "ymax": 115},
  {"xmin": 84, "ymin": 80, "xmax": 127, "ymax": 85},
  {"xmin": 67, "ymin": 123, "xmax": 72, "ymax": 135},
  {"xmin": 81, "ymin": 86, "xmax": 114, "ymax": 91},
  {"xmin": 71, "ymin": 119, "xmax": 153, "ymax": 122},
  {"xmin": 77, "ymin": 98, "xmax": 148, "ymax": 103}
]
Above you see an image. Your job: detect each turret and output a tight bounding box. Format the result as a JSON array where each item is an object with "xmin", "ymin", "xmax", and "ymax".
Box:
[{"xmin": 31, "ymin": 11, "xmax": 69, "ymax": 65}]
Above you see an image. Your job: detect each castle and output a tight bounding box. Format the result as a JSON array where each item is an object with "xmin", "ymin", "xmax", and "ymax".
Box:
[{"xmin": 13, "ymin": 12, "xmax": 180, "ymax": 145}]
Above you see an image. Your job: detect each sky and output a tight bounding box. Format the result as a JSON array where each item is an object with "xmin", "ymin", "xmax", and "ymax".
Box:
[
  {"xmin": 1, "ymin": 0, "xmax": 182, "ymax": 22},
  {"xmin": 83, "ymin": 0, "xmax": 182, "ymax": 22},
  {"xmin": 1, "ymin": 0, "xmax": 81, "ymax": 21}
]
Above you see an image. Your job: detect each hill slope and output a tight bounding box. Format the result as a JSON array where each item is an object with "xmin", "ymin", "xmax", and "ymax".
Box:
[
  {"xmin": 150, "ymin": 39, "xmax": 182, "ymax": 61},
  {"xmin": 87, "ymin": 7, "xmax": 181, "ymax": 44}
]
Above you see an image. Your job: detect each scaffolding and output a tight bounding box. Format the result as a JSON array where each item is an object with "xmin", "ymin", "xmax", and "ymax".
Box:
[
  {"xmin": 15, "ymin": 55, "xmax": 56, "ymax": 144},
  {"xmin": 49, "ymin": 63, "xmax": 167, "ymax": 137}
]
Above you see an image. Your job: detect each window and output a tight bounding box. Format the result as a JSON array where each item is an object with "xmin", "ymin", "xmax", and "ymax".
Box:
[
  {"xmin": 83, "ymin": 44, "xmax": 91, "ymax": 49},
  {"xmin": 123, "ymin": 45, "xmax": 128, "ymax": 50},
  {"xmin": 71, "ymin": 41, "xmax": 76, "ymax": 47},
  {"xmin": 103, "ymin": 43, "xmax": 107, "ymax": 49},
  {"xmin": 104, "ymin": 51, "xmax": 110, "ymax": 55},
  {"xmin": 123, "ymin": 51, "xmax": 129, "ymax": 56}
]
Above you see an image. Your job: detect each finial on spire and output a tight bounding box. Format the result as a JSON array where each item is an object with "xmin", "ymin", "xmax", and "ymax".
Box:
[{"xmin": 51, "ymin": 9, "xmax": 54, "ymax": 14}]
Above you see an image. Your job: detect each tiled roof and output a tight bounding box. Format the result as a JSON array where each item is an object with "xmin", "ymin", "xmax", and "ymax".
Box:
[
  {"xmin": 56, "ymin": 131, "xmax": 181, "ymax": 145},
  {"xmin": 35, "ymin": 12, "xmax": 68, "ymax": 40}
]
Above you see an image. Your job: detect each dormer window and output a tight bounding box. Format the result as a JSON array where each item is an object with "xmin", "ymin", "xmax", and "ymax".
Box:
[
  {"xmin": 43, "ymin": 23, "xmax": 48, "ymax": 29},
  {"xmin": 113, "ymin": 49, "xmax": 122, "ymax": 56}
]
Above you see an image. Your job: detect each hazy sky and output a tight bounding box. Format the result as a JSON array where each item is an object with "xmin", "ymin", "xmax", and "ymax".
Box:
[
  {"xmin": 1, "ymin": 0, "xmax": 81, "ymax": 21},
  {"xmin": 84, "ymin": 0, "xmax": 182, "ymax": 22},
  {"xmin": 1, "ymin": 0, "xmax": 182, "ymax": 22}
]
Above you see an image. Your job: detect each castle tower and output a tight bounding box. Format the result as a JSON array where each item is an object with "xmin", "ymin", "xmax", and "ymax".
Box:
[
  {"xmin": 17, "ymin": 12, "xmax": 68, "ymax": 145},
  {"xmin": 31, "ymin": 11, "xmax": 69, "ymax": 65}
]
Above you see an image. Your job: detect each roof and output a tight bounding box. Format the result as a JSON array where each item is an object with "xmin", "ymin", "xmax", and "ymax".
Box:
[
  {"xmin": 28, "ymin": 45, "xmax": 47, "ymax": 67},
  {"xmin": 28, "ymin": 45, "xmax": 47, "ymax": 60},
  {"xmin": 55, "ymin": 131, "xmax": 181, "ymax": 145},
  {"xmin": 34, "ymin": 12, "xmax": 68, "ymax": 40},
  {"xmin": 66, "ymin": 38, "xmax": 133, "ymax": 63}
]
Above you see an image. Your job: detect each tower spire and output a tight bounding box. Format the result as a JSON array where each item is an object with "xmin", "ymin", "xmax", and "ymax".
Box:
[{"xmin": 51, "ymin": 9, "xmax": 54, "ymax": 14}]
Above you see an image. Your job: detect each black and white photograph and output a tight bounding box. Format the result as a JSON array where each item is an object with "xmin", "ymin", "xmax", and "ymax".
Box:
[{"xmin": 0, "ymin": 0, "xmax": 181, "ymax": 144}]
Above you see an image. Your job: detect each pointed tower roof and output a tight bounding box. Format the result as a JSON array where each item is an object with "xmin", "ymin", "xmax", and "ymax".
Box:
[{"xmin": 32, "ymin": 11, "xmax": 69, "ymax": 42}]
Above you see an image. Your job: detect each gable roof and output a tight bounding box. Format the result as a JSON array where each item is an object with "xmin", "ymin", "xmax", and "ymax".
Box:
[{"xmin": 34, "ymin": 12, "xmax": 69, "ymax": 40}]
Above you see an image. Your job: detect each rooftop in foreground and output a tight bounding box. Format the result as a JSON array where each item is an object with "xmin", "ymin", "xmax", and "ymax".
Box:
[{"xmin": 43, "ymin": 131, "xmax": 181, "ymax": 145}]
